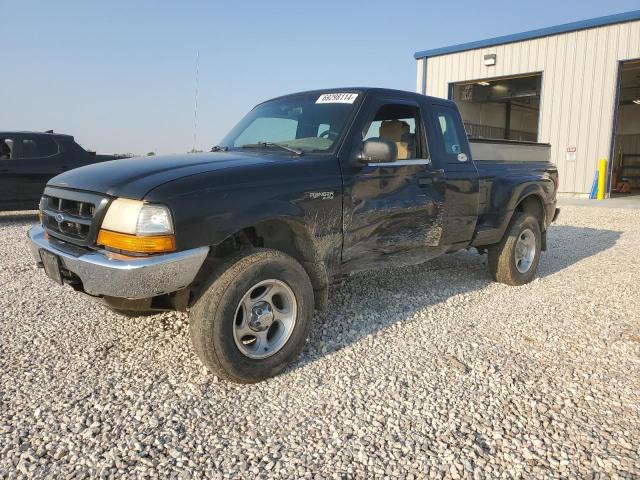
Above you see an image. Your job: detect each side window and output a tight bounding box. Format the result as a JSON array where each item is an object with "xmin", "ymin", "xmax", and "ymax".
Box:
[
  {"xmin": 432, "ymin": 105, "xmax": 465, "ymax": 161},
  {"xmin": 0, "ymin": 138, "xmax": 14, "ymax": 160},
  {"xmin": 233, "ymin": 117, "xmax": 298, "ymax": 146},
  {"xmin": 17, "ymin": 137, "xmax": 59, "ymax": 159},
  {"xmin": 363, "ymin": 104, "xmax": 426, "ymax": 160}
]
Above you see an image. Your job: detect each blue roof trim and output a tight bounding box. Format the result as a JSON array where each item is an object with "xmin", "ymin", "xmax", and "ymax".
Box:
[{"xmin": 414, "ymin": 10, "xmax": 640, "ymax": 59}]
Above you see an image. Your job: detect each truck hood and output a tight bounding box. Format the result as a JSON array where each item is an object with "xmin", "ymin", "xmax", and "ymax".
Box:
[{"xmin": 48, "ymin": 151, "xmax": 280, "ymax": 199}]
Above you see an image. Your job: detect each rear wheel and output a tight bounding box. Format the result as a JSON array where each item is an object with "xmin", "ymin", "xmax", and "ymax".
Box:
[
  {"xmin": 189, "ymin": 249, "xmax": 314, "ymax": 383},
  {"xmin": 488, "ymin": 212, "xmax": 541, "ymax": 286}
]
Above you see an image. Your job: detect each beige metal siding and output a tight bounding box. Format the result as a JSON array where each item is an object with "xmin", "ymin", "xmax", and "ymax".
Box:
[{"xmin": 418, "ymin": 20, "xmax": 640, "ymax": 194}]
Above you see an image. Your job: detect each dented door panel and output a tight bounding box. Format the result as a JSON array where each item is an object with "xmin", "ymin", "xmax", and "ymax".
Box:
[{"xmin": 341, "ymin": 163, "xmax": 447, "ymax": 272}]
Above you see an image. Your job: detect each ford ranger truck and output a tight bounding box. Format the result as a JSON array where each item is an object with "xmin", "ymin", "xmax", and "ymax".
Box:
[{"xmin": 28, "ymin": 88, "xmax": 559, "ymax": 383}]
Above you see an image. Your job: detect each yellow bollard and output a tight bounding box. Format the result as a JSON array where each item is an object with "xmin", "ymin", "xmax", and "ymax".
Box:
[{"xmin": 597, "ymin": 158, "xmax": 607, "ymax": 200}]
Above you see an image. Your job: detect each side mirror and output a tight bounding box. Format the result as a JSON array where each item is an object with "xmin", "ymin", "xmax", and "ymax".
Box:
[{"xmin": 359, "ymin": 138, "xmax": 397, "ymax": 164}]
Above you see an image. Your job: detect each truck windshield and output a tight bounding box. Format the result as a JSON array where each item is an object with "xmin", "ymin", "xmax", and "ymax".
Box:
[{"xmin": 219, "ymin": 92, "xmax": 360, "ymax": 153}]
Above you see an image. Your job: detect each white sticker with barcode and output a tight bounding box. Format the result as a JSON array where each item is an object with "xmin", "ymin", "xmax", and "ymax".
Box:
[{"xmin": 316, "ymin": 93, "xmax": 359, "ymax": 104}]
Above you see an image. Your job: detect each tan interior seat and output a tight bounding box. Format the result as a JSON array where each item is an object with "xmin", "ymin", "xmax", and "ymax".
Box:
[{"xmin": 379, "ymin": 120, "xmax": 411, "ymax": 159}]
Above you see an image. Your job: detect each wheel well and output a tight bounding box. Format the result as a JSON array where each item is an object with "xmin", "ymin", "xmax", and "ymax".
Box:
[
  {"xmin": 193, "ymin": 220, "xmax": 328, "ymax": 309},
  {"xmin": 215, "ymin": 220, "xmax": 317, "ymax": 265},
  {"xmin": 515, "ymin": 195, "xmax": 545, "ymax": 231}
]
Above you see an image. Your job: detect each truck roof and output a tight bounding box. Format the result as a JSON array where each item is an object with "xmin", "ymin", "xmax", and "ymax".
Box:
[
  {"xmin": 0, "ymin": 131, "xmax": 73, "ymax": 138},
  {"xmin": 262, "ymin": 87, "xmax": 438, "ymax": 105}
]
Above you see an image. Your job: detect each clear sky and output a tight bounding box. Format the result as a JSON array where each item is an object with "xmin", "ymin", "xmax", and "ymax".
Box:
[{"xmin": 2, "ymin": 1, "xmax": 638, "ymax": 155}]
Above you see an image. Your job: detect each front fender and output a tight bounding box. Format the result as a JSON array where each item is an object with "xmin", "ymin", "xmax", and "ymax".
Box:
[{"xmin": 143, "ymin": 155, "xmax": 343, "ymax": 255}]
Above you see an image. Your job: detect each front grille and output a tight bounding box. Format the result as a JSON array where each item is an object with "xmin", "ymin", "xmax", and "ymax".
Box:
[
  {"xmin": 42, "ymin": 196, "xmax": 94, "ymax": 240},
  {"xmin": 40, "ymin": 187, "xmax": 110, "ymax": 246}
]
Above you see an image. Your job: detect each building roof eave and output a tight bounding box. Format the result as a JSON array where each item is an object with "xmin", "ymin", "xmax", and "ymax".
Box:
[{"xmin": 414, "ymin": 10, "xmax": 640, "ymax": 60}]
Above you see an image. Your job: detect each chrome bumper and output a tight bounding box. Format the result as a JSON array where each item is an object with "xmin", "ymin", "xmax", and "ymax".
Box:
[{"xmin": 28, "ymin": 225, "xmax": 209, "ymax": 300}]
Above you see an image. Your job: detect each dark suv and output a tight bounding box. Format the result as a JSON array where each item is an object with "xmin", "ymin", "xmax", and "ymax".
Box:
[{"xmin": 0, "ymin": 131, "xmax": 125, "ymax": 211}]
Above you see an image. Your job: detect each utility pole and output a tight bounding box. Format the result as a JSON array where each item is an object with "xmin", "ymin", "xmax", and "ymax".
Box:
[{"xmin": 192, "ymin": 50, "xmax": 200, "ymax": 152}]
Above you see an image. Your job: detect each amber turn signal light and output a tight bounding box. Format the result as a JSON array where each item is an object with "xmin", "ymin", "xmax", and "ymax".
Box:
[{"xmin": 97, "ymin": 229, "xmax": 176, "ymax": 254}]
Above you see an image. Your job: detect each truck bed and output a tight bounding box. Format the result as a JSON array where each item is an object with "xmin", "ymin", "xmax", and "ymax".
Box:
[{"xmin": 470, "ymin": 138, "xmax": 551, "ymax": 163}]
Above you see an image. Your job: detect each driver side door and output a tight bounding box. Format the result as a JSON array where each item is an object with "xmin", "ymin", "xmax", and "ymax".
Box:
[{"xmin": 340, "ymin": 97, "xmax": 447, "ymax": 273}]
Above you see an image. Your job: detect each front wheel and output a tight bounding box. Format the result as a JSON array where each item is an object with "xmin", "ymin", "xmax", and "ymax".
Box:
[
  {"xmin": 189, "ymin": 249, "xmax": 314, "ymax": 383},
  {"xmin": 488, "ymin": 212, "xmax": 542, "ymax": 286}
]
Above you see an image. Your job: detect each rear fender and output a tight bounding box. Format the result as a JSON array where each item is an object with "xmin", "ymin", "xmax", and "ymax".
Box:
[{"xmin": 472, "ymin": 180, "xmax": 552, "ymax": 247}]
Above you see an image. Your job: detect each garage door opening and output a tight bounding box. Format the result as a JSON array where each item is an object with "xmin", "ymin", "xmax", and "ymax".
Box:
[
  {"xmin": 612, "ymin": 60, "xmax": 640, "ymax": 196},
  {"xmin": 450, "ymin": 74, "xmax": 542, "ymax": 142}
]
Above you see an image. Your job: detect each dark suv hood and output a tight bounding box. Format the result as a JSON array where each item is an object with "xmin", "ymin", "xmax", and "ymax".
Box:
[{"xmin": 49, "ymin": 151, "xmax": 280, "ymax": 199}]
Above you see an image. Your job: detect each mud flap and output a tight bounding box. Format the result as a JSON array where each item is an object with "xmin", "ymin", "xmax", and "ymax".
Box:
[
  {"xmin": 314, "ymin": 286, "xmax": 328, "ymax": 311},
  {"xmin": 301, "ymin": 260, "xmax": 329, "ymax": 311}
]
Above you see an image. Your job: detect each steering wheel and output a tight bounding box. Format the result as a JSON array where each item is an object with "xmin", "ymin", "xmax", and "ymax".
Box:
[{"xmin": 319, "ymin": 130, "xmax": 339, "ymax": 140}]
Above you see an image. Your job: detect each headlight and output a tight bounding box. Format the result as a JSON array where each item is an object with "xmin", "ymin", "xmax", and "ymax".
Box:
[
  {"xmin": 98, "ymin": 198, "xmax": 175, "ymax": 254},
  {"xmin": 136, "ymin": 204, "xmax": 173, "ymax": 235}
]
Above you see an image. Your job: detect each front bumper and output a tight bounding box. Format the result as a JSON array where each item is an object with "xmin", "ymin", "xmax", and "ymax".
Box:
[{"xmin": 28, "ymin": 225, "xmax": 209, "ymax": 300}]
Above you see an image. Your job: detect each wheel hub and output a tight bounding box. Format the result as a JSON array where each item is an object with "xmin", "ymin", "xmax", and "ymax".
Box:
[
  {"xmin": 514, "ymin": 228, "xmax": 536, "ymax": 273},
  {"xmin": 249, "ymin": 301, "xmax": 274, "ymax": 332},
  {"xmin": 233, "ymin": 279, "xmax": 298, "ymax": 359}
]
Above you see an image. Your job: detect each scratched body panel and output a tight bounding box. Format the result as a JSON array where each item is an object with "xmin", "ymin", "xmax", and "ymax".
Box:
[
  {"xmin": 436, "ymin": 162, "xmax": 481, "ymax": 248},
  {"xmin": 341, "ymin": 163, "xmax": 447, "ymax": 272},
  {"xmin": 145, "ymin": 152, "xmax": 344, "ymax": 272}
]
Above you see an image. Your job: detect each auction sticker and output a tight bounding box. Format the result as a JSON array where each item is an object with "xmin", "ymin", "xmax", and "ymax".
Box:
[{"xmin": 316, "ymin": 93, "xmax": 358, "ymax": 104}]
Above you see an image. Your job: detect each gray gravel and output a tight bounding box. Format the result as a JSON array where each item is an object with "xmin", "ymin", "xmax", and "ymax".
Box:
[{"xmin": 1, "ymin": 206, "xmax": 639, "ymax": 479}]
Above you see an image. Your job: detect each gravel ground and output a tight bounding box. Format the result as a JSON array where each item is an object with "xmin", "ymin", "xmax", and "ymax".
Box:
[{"xmin": 1, "ymin": 206, "xmax": 639, "ymax": 479}]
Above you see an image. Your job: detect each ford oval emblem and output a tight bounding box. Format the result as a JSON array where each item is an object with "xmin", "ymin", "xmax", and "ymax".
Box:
[{"xmin": 54, "ymin": 213, "xmax": 65, "ymax": 222}]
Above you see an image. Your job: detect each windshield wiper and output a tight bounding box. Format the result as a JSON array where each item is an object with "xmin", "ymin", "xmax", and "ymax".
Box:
[
  {"xmin": 241, "ymin": 142, "xmax": 303, "ymax": 156},
  {"xmin": 211, "ymin": 145, "xmax": 228, "ymax": 152}
]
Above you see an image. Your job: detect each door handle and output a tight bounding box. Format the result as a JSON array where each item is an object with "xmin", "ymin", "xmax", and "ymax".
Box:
[
  {"xmin": 0, "ymin": 168, "xmax": 9, "ymax": 173},
  {"xmin": 417, "ymin": 169, "xmax": 444, "ymax": 186},
  {"xmin": 419, "ymin": 169, "xmax": 445, "ymax": 177}
]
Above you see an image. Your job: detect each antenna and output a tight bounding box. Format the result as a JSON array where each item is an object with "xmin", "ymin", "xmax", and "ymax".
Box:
[{"xmin": 192, "ymin": 50, "xmax": 200, "ymax": 153}]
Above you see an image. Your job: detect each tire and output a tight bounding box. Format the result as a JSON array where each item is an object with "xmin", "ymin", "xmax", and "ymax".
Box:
[
  {"xmin": 488, "ymin": 212, "xmax": 542, "ymax": 286},
  {"xmin": 189, "ymin": 249, "xmax": 314, "ymax": 383}
]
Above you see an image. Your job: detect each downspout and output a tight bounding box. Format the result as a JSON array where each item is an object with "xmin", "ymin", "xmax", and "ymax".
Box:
[{"xmin": 421, "ymin": 57, "xmax": 428, "ymax": 95}]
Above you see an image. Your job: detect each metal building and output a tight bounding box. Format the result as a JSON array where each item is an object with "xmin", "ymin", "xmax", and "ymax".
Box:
[{"xmin": 415, "ymin": 11, "xmax": 640, "ymax": 196}]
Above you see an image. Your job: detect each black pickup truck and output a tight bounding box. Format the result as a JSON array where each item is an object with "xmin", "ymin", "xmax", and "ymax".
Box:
[
  {"xmin": 0, "ymin": 131, "xmax": 125, "ymax": 211},
  {"xmin": 28, "ymin": 88, "xmax": 559, "ymax": 382}
]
